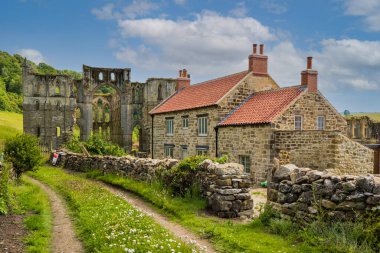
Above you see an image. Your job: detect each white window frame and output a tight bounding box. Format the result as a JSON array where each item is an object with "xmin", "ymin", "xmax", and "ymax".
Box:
[
  {"xmin": 164, "ymin": 145, "xmax": 174, "ymax": 158},
  {"xmin": 198, "ymin": 116, "xmax": 208, "ymax": 136},
  {"xmin": 182, "ymin": 116, "xmax": 189, "ymax": 129},
  {"xmin": 295, "ymin": 115, "xmax": 302, "ymax": 130},
  {"xmin": 317, "ymin": 116, "xmax": 325, "ymax": 130},
  {"xmin": 239, "ymin": 155, "xmax": 251, "ymax": 173},
  {"xmin": 196, "ymin": 149, "xmax": 208, "ymax": 156},
  {"xmin": 166, "ymin": 118, "xmax": 174, "ymax": 136},
  {"xmin": 180, "ymin": 146, "xmax": 188, "ymax": 160}
]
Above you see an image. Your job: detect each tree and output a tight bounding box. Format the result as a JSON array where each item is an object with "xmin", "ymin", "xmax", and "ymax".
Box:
[
  {"xmin": 344, "ymin": 110, "xmax": 351, "ymax": 116},
  {"xmin": 4, "ymin": 134, "xmax": 42, "ymax": 179}
]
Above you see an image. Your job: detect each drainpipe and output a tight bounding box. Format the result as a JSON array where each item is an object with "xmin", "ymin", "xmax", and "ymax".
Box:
[
  {"xmin": 151, "ymin": 114, "xmax": 154, "ymax": 159},
  {"xmin": 214, "ymin": 126, "xmax": 219, "ymax": 157}
]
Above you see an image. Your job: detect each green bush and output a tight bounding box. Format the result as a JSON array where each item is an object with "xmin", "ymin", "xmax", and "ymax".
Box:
[
  {"xmin": 64, "ymin": 134, "xmax": 126, "ymax": 157},
  {"xmin": 0, "ymin": 163, "xmax": 10, "ymax": 214},
  {"xmin": 4, "ymin": 134, "xmax": 42, "ymax": 179},
  {"xmin": 258, "ymin": 204, "xmax": 280, "ymax": 226},
  {"xmin": 160, "ymin": 156, "xmax": 206, "ymax": 196}
]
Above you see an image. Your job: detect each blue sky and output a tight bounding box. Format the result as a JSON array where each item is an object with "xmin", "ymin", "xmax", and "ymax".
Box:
[{"xmin": 1, "ymin": 0, "xmax": 379, "ymax": 112}]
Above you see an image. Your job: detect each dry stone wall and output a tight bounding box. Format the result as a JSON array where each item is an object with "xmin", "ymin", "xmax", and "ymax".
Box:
[
  {"xmin": 274, "ymin": 130, "xmax": 373, "ymax": 175},
  {"xmin": 268, "ymin": 163, "xmax": 380, "ymax": 222},
  {"xmin": 58, "ymin": 152, "xmax": 253, "ymax": 218}
]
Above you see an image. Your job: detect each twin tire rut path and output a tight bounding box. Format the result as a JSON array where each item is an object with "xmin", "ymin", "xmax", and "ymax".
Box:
[
  {"xmin": 27, "ymin": 176, "xmax": 83, "ymax": 253},
  {"xmin": 28, "ymin": 175, "xmax": 217, "ymax": 253}
]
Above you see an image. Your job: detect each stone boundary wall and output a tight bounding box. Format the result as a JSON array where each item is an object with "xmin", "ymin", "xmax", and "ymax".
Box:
[
  {"xmin": 57, "ymin": 152, "xmax": 253, "ymax": 219},
  {"xmin": 268, "ymin": 163, "xmax": 380, "ymax": 222},
  {"xmin": 274, "ymin": 130, "xmax": 373, "ymax": 175}
]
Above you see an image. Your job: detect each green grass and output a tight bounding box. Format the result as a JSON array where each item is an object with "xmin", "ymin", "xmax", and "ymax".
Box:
[
  {"xmin": 86, "ymin": 170, "xmax": 314, "ymax": 253},
  {"xmin": 0, "ymin": 111, "xmax": 23, "ymax": 147},
  {"xmin": 28, "ymin": 166, "xmax": 197, "ymax": 253},
  {"xmin": 9, "ymin": 176, "xmax": 52, "ymax": 253}
]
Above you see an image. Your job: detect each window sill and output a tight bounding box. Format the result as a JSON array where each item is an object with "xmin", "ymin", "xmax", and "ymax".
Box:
[
  {"xmin": 166, "ymin": 134, "xmax": 174, "ymax": 137},
  {"xmin": 198, "ymin": 134, "xmax": 208, "ymax": 137}
]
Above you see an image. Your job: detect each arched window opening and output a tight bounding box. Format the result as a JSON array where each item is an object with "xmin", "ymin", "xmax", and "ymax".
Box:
[
  {"xmin": 132, "ymin": 87, "xmax": 136, "ymax": 103},
  {"xmin": 134, "ymin": 88, "xmax": 140, "ymax": 103},
  {"xmin": 36, "ymin": 100, "xmax": 40, "ymax": 110},
  {"xmin": 56, "ymin": 127, "xmax": 61, "ymax": 137},
  {"xmin": 37, "ymin": 127, "xmax": 41, "ymax": 137},
  {"xmin": 157, "ymin": 84, "xmax": 163, "ymax": 101},
  {"xmin": 132, "ymin": 125, "xmax": 141, "ymax": 151},
  {"xmin": 104, "ymin": 106, "xmax": 110, "ymax": 122},
  {"xmin": 99, "ymin": 72, "xmax": 104, "ymax": 81},
  {"xmin": 55, "ymin": 85, "xmax": 61, "ymax": 95},
  {"xmin": 111, "ymin": 72, "xmax": 115, "ymax": 81}
]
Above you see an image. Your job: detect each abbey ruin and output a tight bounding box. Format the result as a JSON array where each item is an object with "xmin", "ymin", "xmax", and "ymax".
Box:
[{"xmin": 22, "ymin": 62, "xmax": 181, "ymax": 152}]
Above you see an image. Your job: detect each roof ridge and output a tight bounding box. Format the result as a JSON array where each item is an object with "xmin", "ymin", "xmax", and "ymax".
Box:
[
  {"xmin": 189, "ymin": 70, "xmax": 248, "ymax": 87},
  {"xmin": 252, "ymin": 85, "xmax": 304, "ymax": 94},
  {"xmin": 219, "ymin": 93, "xmax": 255, "ymax": 126}
]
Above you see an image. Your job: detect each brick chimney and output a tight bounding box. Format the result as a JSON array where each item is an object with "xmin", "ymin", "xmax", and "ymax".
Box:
[
  {"xmin": 177, "ymin": 68, "xmax": 190, "ymax": 90},
  {"xmin": 248, "ymin": 43, "xmax": 268, "ymax": 75},
  {"xmin": 301, "ymin": 57, "xmax": 318, "ymax": 92}
]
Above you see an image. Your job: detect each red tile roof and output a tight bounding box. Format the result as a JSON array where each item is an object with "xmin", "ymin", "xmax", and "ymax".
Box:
[
  {"xmin": 218, "ymin": 86, "xmax": 305, "ymax": 126},
  {"xmin": 150, "ymin": 71, "xmax": 249, "ymax": 114}
]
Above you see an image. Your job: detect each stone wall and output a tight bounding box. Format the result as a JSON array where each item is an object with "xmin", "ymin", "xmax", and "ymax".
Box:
[
  {"xmin": 152, "ymin": 107, "xmax": 219, "ymax": 159},
  {"xmin": 58, "ymin": 152, "xmax": 253, "ymax": 218},
  {"xmin": 217, "ymin": 124, "xmax": 273, "ymax": 183},
  {"xmin": 274, "ymin": 130, "xmax": 373, "ymax": 175},
  {"xmin": 268, "ymin": 163, "xmax": 380, "ymax": 222},
  {"xmin": 272, "ymin": 92, "xmax": 348, "ymax": 134}
]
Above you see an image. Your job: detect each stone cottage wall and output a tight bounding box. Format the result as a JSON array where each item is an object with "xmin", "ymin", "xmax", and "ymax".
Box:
[
  {"xmin": 268, "ymin": 164, "xmax": 380, "ymax": 222},
  {"xmin": 58, "ymin": 152, "xmax": 253, "ymax": 218},
  {"xmin": 272, "ymin": 92, "xmax": 348, "ymax": 133},
  {"xmin": 274, "ymin": 130, "xmax": 373, "ymax": 175},
  {"xmin": 217, "ymin": 124, "xmax": 273, "ymax": 183}
]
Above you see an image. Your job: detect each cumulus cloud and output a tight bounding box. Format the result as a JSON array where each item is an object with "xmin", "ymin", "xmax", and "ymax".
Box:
[
  {"xmin": 17, "ymin": 49, "xmax": 45, "ymax": 64},
  {"xmin": 229, "ymin": 2, "xmax": 248, "ymax": 18},
  {"xmin": 315, "ymin": 39, "xmax": 380, "ymax": 90},
  {"xmin": 92, "ymin": 0, "xmax": 158, "ymax": 20},
  {"xmin": 343, "ymin": 0, "xmax": 380, "ymax": 32},
  {"xmin": 116, "ymin": 11, "xmax": 276, "ymax": 79}
]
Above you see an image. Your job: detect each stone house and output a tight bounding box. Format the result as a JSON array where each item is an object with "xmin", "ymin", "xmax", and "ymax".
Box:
[{"xmin": 150, "ymin": 44, "xmax": 374, "ymax": 183}]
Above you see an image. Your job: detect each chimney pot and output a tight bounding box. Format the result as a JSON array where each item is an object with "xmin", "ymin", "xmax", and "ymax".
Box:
[
  {"xmin": 259, "ymin": 44, "xmax": 264, "ymax": 55},
  {"xmin": 253, "ymin": 44, "xmax": 257, "ymax": 54},
  {"xmin": 307, "ymin": 56, "xmax": 313, "ymax": 69},
  {"xmin": 179, "ymin": 70, "xmax": 182, "ymax": 77},
  {"xmin": 183, "ymin": 69, "xmax": 187, "ymax": 77}
]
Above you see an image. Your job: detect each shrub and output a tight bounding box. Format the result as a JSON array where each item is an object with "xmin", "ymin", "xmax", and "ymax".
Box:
[
  {"xmin": 160, "ymin": 156, "xmax": 206, "ymax": 196},
  {"xmin": 4, "ymin": 134, "xmax": 42, "ymax": 179},
  {"xmin": 64, "ymin": 134, "xmax": 126, "ymax": 157},
  {"xmin": 0, "ymin": 163, "xmax": 10, "ymax": 214},
  {"xmin": 258, "ymin": 204, "xmax": 280, "ymax": 226}
]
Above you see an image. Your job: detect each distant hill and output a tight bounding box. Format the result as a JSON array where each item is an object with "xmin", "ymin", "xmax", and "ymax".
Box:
[
  {"xmin": 0, "ymin": 51, "xmax": 81, "ymax": 113},
  {"xmin": 344, "ymin": 113, "xmax": 380, "ymax": 123}
]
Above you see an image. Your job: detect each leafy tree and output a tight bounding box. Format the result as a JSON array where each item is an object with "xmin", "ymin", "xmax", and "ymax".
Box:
[
  {"xmin": 4, "ymin": 134, "xmax": 42, "ymax": 179},
  {"xmin": 344, "ymin": 110, "xmax": 351, "ymax": 116}
]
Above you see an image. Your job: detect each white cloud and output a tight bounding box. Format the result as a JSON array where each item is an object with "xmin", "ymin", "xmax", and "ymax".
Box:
[
  {"xmin": 314, "ymin": 39, "xmax": 380, "ymax": 90},
  {"xmin": 343, "ymin": 0, "xmax": 380, "ymax": 32},
  {"xmin": 92, "ymin": 0, "xmax": 158, "ymax": 20},
  {"xmin": 257, "ymin": 39, "xmax": 380, "ymax": 92},
  {"xmin": 122, "ymin": 0, "xmax": 158, "ymax": 19},
  {"xmin": 173, "ymin": 0, "xmax": 186, "ymax": 6},
  {"xmin": 116, "ymin": 11, "xmax": 276, "ymax": 79},
  {"xmin": 229, "ymin": 2, "xmax": 248, "ymax": 18},
  {"xmin": 267, "ymin": 41, "xmax": 304, "ymax": 86},
  {"xmin": 17, "ymin": 49, "xmax": 45, "ymax": 64},
  {"xmin": 261, "ymin": 1, "xmax": 287, "ymax": 14},
  {"xmin": 92, "ymin": 3, "xmax": 117, "ymax": 20}
]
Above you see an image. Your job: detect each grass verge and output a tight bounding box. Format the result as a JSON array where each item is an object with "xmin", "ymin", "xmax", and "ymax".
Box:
[
  {"xmin": 86, "ymin": 170, "xmax": 313, "ymax": 253},
  {"xmin": 9, "ymin": 176, "xmax": 52, "ymax": 253},
  {"xmin": 28, "ymin": 166, "xmax": 197, "ymax": 252}
]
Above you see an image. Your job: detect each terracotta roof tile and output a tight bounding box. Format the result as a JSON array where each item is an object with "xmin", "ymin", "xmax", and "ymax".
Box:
[
  {"xmin": 218, "ymin": 86, "xmax": 305, "ymax": 126},
  {"xmin": 150, "ymin": 71, "xmax": 249, "ymax": 114}
]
